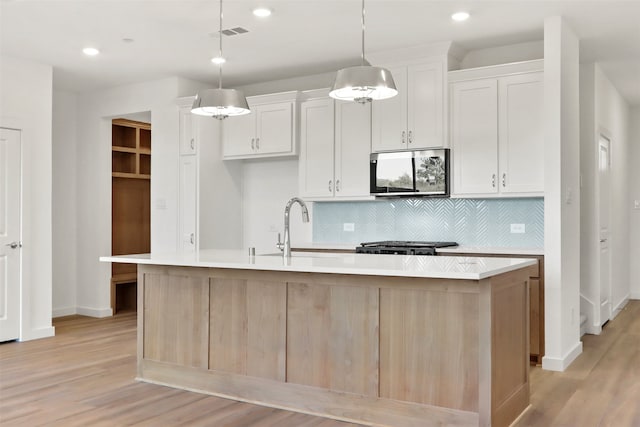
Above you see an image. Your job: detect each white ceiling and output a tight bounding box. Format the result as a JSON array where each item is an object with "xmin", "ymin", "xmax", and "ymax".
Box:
[{"xmin": 1, "ymin": 0, "xmax": 639, "ymax": 105}]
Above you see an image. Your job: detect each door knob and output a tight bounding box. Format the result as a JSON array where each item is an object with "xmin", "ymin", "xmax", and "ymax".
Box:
[{"xmin": 5, "ymin": 242, "xmax": 22, "ymax": 249}]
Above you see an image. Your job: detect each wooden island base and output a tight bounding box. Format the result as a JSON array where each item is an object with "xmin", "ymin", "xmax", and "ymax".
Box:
[{"xmin": 136, "ymin": 264, "xmax": 533, "ymax": 427}]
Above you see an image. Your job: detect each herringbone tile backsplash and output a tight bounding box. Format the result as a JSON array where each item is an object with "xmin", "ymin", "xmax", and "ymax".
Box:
[{"xmin": 312, "ymin": 198, "xmax": 544, "ymax": 248}]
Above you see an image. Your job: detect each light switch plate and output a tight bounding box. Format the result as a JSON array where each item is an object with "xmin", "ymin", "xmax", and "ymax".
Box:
[
  {"xmin": 343, "ymin": 223, "xmax": 355, "ymax": 232},
  {"xmin": 510, "ymin": 223, "xmax": 526, "ymax": 234},
  {"xmin": 634, "ymin": 200, "xmax": 640, "ymax": 209}
]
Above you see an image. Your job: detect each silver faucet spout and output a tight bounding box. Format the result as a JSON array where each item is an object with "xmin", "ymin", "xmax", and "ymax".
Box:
[{"xmin": 282, "ymin": 197, "xmax": 309, "ymax": 257}]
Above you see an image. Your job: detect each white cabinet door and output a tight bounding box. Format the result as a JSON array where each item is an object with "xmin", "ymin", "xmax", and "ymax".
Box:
[
  {"xmin": 0, "ymin": 128, "xmax": 21, "ymax": 342},
  {"xmin": 498, "ymin": 72, "xmax": 544, "ymax": 194},
  {"xmin": 335, "ymin": 100, "xmax": 371, "ymax": 197},
  {"xmin": 179, "ymin": 156, "xmax": 197, "ymax": 253},
  {"xmin": 222, "ymin": 111, "xmax": 254, "ymax": 157},
  {"xmin": 372, "ymin": 66, "xmax": 407, "ymax": 152},
  {"xmin": 451, "ymin": 79, "xmax": 499, "ymax": 195},
  {"xmin": 179, "ymin": 106, "xmax": 197, "ymax": 155},
  {"xmin": 407, "ymin": 62, "xmax": 444, "ymax": 149},
  {"xmin": 256, "ymin": 102, "xmax": 293, "ymax": 155},
  {"xmin": 299, "ymin": 98, "xmax": 335, "ymax": 198}
]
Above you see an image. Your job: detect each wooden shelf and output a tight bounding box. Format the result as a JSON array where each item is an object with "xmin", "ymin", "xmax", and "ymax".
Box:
[
  {"xmin": 111, "ymin": 118, "xmax": 151, "ymax": 314},
  {"xmin": 112, "ymin": 172, "xmax": 150, "ymax": 180}
]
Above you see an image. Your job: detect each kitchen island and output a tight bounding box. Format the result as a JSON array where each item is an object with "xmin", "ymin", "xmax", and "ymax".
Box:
[{"xmin": 100, "ymin": 250, "xmax": 537, "ymax": 427}]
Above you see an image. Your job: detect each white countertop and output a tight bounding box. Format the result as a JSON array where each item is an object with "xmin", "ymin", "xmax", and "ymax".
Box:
[{"xmin": 100, "ymin": 249, "xmax": 537, "ymax": 280}]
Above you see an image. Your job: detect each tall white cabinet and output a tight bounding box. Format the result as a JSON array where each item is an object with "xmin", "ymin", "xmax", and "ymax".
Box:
[
  {"xmin": 449, "ymin": 60, "xmax": 544, "ymax": 197},
  {"xmin": 299, "ymin": 90, "xmax": 372, "ymax": 200}
]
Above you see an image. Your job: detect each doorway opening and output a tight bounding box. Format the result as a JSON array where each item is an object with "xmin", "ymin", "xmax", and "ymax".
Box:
[
  {"xmin": 111, "ymin": 113, "xmax": 151, "ymax": 314},
  {"xmin": 597, "ymin": 134, "xmax": 611, "ymax": 327}
]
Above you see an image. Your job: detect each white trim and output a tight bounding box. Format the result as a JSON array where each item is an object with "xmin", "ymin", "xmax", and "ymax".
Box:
[
  {"xmin": 52, "ymin": 306, "xmax": 77, "ymax": 318},
  {"xmin": 630, "ymin": 292, "xmax": 640, "ymax": 300},
  {"xmin": 76, "ymin": 306, "xmax": 113, "ymax": 318},
  {"xmin": 542, "ymin": 341, "xmax": 583, "ymax": 371},
  {"xmin": 585, "ymin": 322, "xmax": 602, "ymax": 335},
  {"xmin": 611, "ymin": 296, "xmax": 629, "ymax": 320},
  {"xmin": 19, "ymin": 326, "xmax": 55, "ymax": 342}
]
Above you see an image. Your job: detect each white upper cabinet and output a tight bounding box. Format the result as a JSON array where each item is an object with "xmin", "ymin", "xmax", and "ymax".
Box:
[
  {"xmin": 299, "ymin": 97, "xmax": 335, "ymax": 198},
  {"xmin": 450, "ymin": 78, "xmax": 499, "ymax": 195},
  {"xmin": 372, "ymin": 60, "xmax": 445, "ymax": 152},
  {"xmin": 449, "ymin": 60, "xmax": 544, "ymax": 197},
  {"xmin": 498, "ymin": 72, "xmax": 544, "ymax": 194},
  {"xmin": 222, "ymin": 91, "xmax": 299, "ymax": 160},
  {"xmin": 299, "ymin": 92, "xmax": 372, "ymax": 200}
]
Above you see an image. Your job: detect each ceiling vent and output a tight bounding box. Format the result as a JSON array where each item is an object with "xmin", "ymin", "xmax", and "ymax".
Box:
[{"xmin": 210, "ymin": 27, "xmax": 249, "ymax": 38}]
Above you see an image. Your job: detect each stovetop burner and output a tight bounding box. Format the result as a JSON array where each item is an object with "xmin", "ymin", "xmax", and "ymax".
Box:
[{"xmin": 355, "ymin": 241, "xmax": 458, "ymax": 256}]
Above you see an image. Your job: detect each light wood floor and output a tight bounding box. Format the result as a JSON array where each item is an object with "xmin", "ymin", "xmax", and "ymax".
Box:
[{"xmin": 1, "ymin": 301, "xmax": 638, "ymax": 427}]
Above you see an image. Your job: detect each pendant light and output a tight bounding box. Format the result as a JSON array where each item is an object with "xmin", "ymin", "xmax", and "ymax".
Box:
[
  {"xmin": 329, "ymin": 0, "xmax": 397, "ymax": 104},
  {"xmin": 192, "ymin": 0, "xmax": 250, "ymax": 119}
]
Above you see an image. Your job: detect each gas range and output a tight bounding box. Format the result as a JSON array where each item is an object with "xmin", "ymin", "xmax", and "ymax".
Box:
[{"xmin": 355, "ymin": 241, "xmax": 458, "ymax": 256}]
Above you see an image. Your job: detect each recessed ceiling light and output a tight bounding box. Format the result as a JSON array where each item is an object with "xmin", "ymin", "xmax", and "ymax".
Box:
[
  {"xmin": 451, "ymin": 11, "xmax": 470, "ymax": 22},
  {"xmin": 122, "ymin": 38, "xmax": 135, "ymax": 43},
  {"xmin": 211, "ymin": 56, "xmax": 226, "ymax": 65},
  {"xmin": 252, "ymin": 7, "xmax": 272, "ymax": 18},
  {"xmin": 82, "ymin": 47, "xmax": 100, "ymax": 56}
]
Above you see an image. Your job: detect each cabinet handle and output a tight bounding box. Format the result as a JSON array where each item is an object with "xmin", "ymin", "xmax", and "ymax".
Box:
[
  {"xmin": 336, "ymin": 180, "xmax": 341, "ymax": 192},
  {"xmin": 251, "ymin": 138, "xmax": 255, "ymax": 150},
  {"xmin": 190, "ymin": 138, "xmax": 195, "ymax": 150},
  {"xmin": 256, "ymin": 137, "xmax": 260, "ymax": 149},
  {"xmin": 502, "ymin": 173, "xmax": 506, "ymax": 187},
  {"xmin": 190, "ymin": 233, "xmax": 195, "ymax": 245},
  {"xmin": 328, "ymin": 180, "xmax": 333, "ymax": 192},
  {"xmin": 408, "ymin": 130, "xmax": 413, "ymax": 144},
  {"xmin": 402, "ymin": 131, "xmax": 406, "ymax": 145},
  {"xmin": 492, "ymin": 174, "xmax": 496, "ymax": 188}
]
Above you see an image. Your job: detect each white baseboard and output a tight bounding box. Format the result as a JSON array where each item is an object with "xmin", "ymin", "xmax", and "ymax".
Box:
[
  {"xmin": 52, "ymin": 306, "xmax": 77, "ymax": 318},
  {"xmin": 20, "ymin": 326, "xmax": 55, "ymax": 342},
  {"xmin": 611, "ymin": 297, "xmax": 629, "ymax": 320},
  {"xmin": 586, "ymin": 322, "xmax": 602, "ymax": 335},
  {"xmin": 630, "ymin": 292, "xmax": 640, "ymax": 300},
  {"xmin": 542, "ymin": 341, "xmax": 583, "ymax": 371},
  {"xmin": 76, "ymin": 306, "xmax": 113, "ymax": 318}
]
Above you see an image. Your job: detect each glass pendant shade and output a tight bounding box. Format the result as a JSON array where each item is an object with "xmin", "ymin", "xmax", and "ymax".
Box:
[
  {"xmin": 329, "ymin": 65, "xmax": 397, "ymax": 103},
  {"xmin": 191, "ymin": 88, "xmax": 250, "ymax": 119}
]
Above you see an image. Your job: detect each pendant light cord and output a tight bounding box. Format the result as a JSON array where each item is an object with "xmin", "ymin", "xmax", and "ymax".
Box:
[
  {"xmin": 218, "ymin": 0, "xmax": 223, "ymax": 90},
  {"xmin": 361, "ymin": 0, "xmax": 366, "ymax": 66}
]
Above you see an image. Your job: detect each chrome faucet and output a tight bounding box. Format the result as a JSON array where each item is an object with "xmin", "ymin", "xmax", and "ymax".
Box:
[{"xmin": 276, "ymin": 197, "xmax": 309, "ymax": 257}]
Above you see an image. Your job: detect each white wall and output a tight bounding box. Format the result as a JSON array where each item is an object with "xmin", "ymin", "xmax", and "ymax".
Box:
[
  {"xmin": 241, "ymin": 159, "xmax": 312, "ymax": 254},
  {"xmin": 630, "ymin": 108, "xmax": 640, "ymax": 299},
  {"xmin": 197, "ymin": 117, "xmax": 243, "ymax": 250},
  {"xmin": 543, "ymin": 17, "xmax": 582, "ymax": 371},
  {"xmin": 73, "ymin": 76, "xmax": 209, "ymax": 316},
  {"xmin": 580, "ymin": 64, "xmax": 631, "ymax": 332},
  {"xmin": 460, "ymin": 40, "xmax": 544, "ymax": 69},
  {"xmin": 0, "ymin": 55, "xmax": 54, "ymax": 340},
  {"xmin": 52, "ymin": 89, "xmax": 78, "ymax": 317}
]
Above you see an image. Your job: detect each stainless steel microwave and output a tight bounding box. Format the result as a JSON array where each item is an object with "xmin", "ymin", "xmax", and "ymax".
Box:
[{"xmin": 370, "ymin": 149, "xmax": 450, "ymax": 197}]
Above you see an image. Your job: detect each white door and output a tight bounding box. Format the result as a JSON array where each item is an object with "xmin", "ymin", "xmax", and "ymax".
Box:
[
  {"xmin": 598, "ymin": 136, "xmax": 611, "ymax": 325},
  {"xmin": 407, "ymin": 62, "xmax": 444, "ymax": 149},
  {"xmin": 371, "ymin": 66, "xmax": 407, "ymax": 152},
  {"xmin": 335, "ymin": 100, "xmax": 371, "ymax": 197},
  {"xmin": 179, "ymin": 156, "xmax": 197, "ymax": 253},
  {"xmin": 498, "ymin": 72, "xmax": 544, "ymax": 194},
  {"xmin": 299, "ymin": 98, "xmax": 335, "ymax": 198},
  {"xmin": 0, "ymin": 128, "xmax": 21, "ymax": 342},
  {"xmin": 256, "ymin": 102, "xmax": 293, "ymax": 155},
  {"xmin": 450, "ymin": 79, "xmax": 499, "ymax": 195}
]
